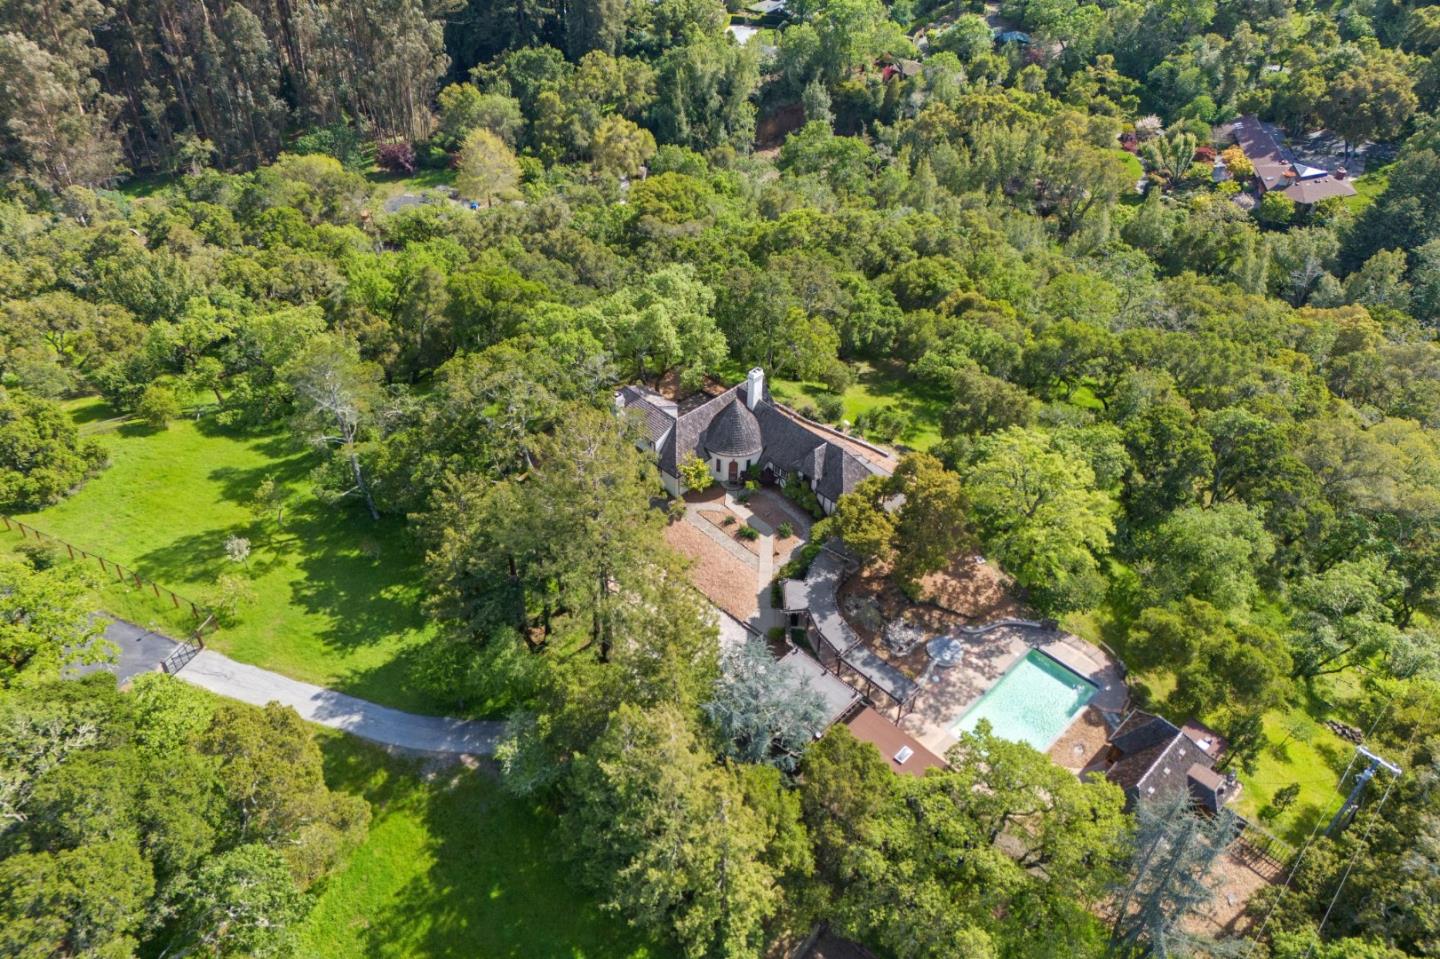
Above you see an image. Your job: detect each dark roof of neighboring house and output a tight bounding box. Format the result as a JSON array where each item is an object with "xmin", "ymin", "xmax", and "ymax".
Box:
[
  {"xmin": 1280, "ymin": 176, "xmax": 1357, "ymax": 204},
  {"xmin": 1227, "ymin": 115, "xmax": 1358, "ymax": 203},
  {"xmin": 846, "ymin": 706, "xmax": 947, "ymax": 777},
  {"xmin": 704, "ymin": 397, "xmax": 764, "ymax": 456},
  {"xmin": 798, "ymin": 931, "xmax": 881, "ymax": 959},
  {"xmin": 1106, "ymin": 710, "xmax": 1232, "ymax": 805}
]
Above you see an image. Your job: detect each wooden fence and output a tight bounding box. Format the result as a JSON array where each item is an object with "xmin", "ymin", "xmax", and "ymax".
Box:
[{"xmin": 1, "ymin": 514, "xmax": 209, "ymax": 624}]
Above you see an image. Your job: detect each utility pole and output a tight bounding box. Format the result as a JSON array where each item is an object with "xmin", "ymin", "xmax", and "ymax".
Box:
[{"xmin": 1326, "ymin": 746, "xmax": 1402, "ymax": 837}]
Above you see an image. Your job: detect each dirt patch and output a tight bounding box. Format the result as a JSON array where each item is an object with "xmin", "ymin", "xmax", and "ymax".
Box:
[
  {"xmin": 917, "ymin": 555, "xmax": 1026, "ymax": 622},
  {"xmin": 663, "ymin": 519, "xmax": 758, "ymax": 620},
  {"xmin": 756, "ymin": 101, "xmax": 805, "ymax": 151},
  {"xmin": 835, "ymin": 555, "xmax": 1031, "ymax": 678},
  {"xmin": 746, "ymin": 488, "xmax": 812, "ymax": 536},
  {"xmin": 1183, "ymin": 846, "xmax": 1278, "ymax": 939}
]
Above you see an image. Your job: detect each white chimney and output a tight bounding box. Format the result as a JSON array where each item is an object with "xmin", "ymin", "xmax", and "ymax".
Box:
[{"xmin": 746, "ymin": 368, "xmax": 765, "ymax": 410}]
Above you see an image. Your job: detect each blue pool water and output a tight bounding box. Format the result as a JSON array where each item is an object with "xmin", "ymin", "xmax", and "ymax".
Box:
[{"xmin": 950, "ymin": 650, "xmax": 1097, "ymax": 751}]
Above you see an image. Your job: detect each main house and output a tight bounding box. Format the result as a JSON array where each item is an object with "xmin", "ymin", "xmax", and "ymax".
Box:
[{"xmin": 615, "ymin": 368, "xmax": 894, "ymax": 513}]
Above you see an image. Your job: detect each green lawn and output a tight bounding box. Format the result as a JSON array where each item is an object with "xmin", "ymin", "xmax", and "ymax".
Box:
[
  {"xmin": 1232, "ymin": 704, "xmax": 1351, "ymax": 844},
  {"xmin": 303, "ymin": 734, "xmax": 661, "ymax": 959},
  {"xmin": 767, "ymin": 361, "xmax": 948, "ymax": 451},
  {"xmin": 14, "ymin": 397, "xmax": 442, "ymax": 714},
  {"xmin": 1345, "ymin": 162, "xmax": 1391, "ymax": 213}
]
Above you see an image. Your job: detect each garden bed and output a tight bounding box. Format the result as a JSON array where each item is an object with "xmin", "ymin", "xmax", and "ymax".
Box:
[{"xmin": 698, "ymin": 507, "xmax": 771, "ymax": 557}]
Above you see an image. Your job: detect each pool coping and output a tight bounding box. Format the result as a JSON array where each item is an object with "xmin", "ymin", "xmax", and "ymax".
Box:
[
  {"xmin": 948, "ymin": 648, "xmax": 1100, "ymax": 752},
  {"xmin": 901, "ymin": 624, "xmax": 1129, "ymax": 758}
]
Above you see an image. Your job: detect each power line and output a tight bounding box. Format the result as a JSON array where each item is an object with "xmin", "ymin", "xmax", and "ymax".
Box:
[
  {"xmin": 1243, "ymin": 694, "xmax": 1400, "ymax": 956},
  {"xmin": 1301, "ymin": 771, "xmax": 1401, "ymax": 959},
  {"xmin": 1300, "ymin": 716, "xmax": 1423, "ymax": 959}
]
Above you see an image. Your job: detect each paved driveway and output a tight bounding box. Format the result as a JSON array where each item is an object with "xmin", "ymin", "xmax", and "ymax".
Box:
[{"xmin": 83, "ymin": 618, "xmax": 503, "ymax": 756}]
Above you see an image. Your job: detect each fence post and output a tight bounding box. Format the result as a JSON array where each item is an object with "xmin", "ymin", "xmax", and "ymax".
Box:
[{"xmin": 66, "ymin": 544, "xmax": 74, "ymax": 559}]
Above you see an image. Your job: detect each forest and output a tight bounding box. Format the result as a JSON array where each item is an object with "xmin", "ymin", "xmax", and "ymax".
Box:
[{"xmin": 3, "ymin": 0, "xmax": 1440, "ymax": 956}]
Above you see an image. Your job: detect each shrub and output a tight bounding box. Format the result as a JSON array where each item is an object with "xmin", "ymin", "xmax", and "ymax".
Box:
[
  {"xmin": 815, "ymin": 392, "xmax": 846, "ymax": 423},
  {"xmin": 666, "ymin": 499, "xmax": 687, "ymax": 523},
  {"xmin": 135, "ymin": 385, "xmax": 181, "ymax": 429},
  {"xmin": 779, "ymin": 541, "xmax": 823, "ymax": 580},
  {"xmin": 856, "ymin": 405, "xmax": 909, "ymax": 442},
  {"xmin": 15, "ymin": 540, "xmax": 64, "ymax": 570},
  {"xmin": 777, "ymin": 521, "xmax": 794, "ymax": 539},
  {"xmin": 210, "ymin": 573, "xmax": 256, "ymax": 627},
  {"xmin": 376, "ymin": 141, "xmax": 417, "ymax": 175},
  {"xmin": 722, "ymin": 515, "xmax": 737, "ymax": 526},
  {"xmin": 782, "ymin": 474, "xmax": 825, "ymax": 519},
  {"xmin": 737, "ymin": 525, "xmax": 760, "ymax": 541},
  {"xmin": 679, "ymin": 452, "xmax": 712, "ymax": 492},
  {"xmin": 819, "ymin": 361, "xmax": 853, "ymax": 393},
  {"xmin": 292, "ymin": 122, "xmax": 369, "ymax": 169}
]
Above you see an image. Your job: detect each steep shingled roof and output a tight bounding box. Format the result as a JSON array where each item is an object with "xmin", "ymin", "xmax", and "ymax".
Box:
[
  {"xmin": 703, "ymin": 397, "xmax": 764, "ymax": 456},
  {"xmin": 616, "ymin": 374, "xmax": 893, "ymax": 505}
]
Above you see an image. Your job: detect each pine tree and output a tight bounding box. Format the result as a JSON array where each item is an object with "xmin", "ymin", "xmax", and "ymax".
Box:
[{"xmin": 1108, "ymin": 788, "xmax": 1239, "ymax": 958}]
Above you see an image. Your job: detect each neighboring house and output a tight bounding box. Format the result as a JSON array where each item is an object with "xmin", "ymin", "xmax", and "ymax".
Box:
[
  {"xmin": 615, "ymin": 368, "xmax": 894, "ymax": 514},
  {"xmin": 1224, "ymin": 115, "xmax": 1357, "ymax": 205},
  {"xmin": 1101, "ymin": 710, "xmax": 1240, "ymax": 813}
]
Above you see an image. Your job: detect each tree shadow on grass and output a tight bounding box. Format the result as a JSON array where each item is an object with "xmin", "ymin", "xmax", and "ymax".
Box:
[
  {"xmin": 207, "ymin": 452, "xmax": 314, "ymax": 506},
  {"xmin": 284, "ymin": 501, "xmax": 431, "ymax": 650},
  {"xmin": 130, "ymin": 522, "xmax": 257, "ymax": 586},
  {"xmin": 314, "ymin": 736, "xmax": 660, "ymax": 959}
]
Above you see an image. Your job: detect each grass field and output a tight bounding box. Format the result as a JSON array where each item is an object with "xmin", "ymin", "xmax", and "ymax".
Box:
[
  {"xmin": 13, "ymin": 396, "xmax": 442, "ymax": 714},
  {"xmin": 767, "ymin": 361, "xmax": 948, "ymax": 451},
  {"xmin": 1345, "ymin": 162, "xmax": 1391, "ymax": 212},
  {"xmin": 303, "ymin": 735, "xmax": 661, "ymax": 959}
]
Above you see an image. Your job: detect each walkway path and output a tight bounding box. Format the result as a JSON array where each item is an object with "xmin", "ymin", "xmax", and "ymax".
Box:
[{"xmin": 93, "ymin": 619, "xmax": 504, "ymax": 755}]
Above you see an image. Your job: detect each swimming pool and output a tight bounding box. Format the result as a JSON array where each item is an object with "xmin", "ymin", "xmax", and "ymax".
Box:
[{"xmin": 950, "ymin": 649, "xmax": 1097, "ymax": 751}]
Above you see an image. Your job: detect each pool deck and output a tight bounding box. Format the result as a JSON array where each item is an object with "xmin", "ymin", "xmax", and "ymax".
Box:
[{"xmin": 900, "ymin": 623, "xmax": 1128, "ymax": 757}]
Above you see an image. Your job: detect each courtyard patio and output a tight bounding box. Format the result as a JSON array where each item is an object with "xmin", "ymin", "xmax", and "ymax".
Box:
[{"xmin": 663, "ymin": 485, "xmax": 814, "ymax": 630}]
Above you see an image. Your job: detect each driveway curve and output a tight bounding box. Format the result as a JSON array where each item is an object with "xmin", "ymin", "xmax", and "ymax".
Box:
[{"xmin": 95, "ymin": 619, "xmax": 504, "ymax": 755}]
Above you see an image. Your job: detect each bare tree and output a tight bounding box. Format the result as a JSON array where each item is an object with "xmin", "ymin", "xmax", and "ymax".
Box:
[{"xmin": 284, "ymin": 335, "xmax": 384, "ymax": 520}]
